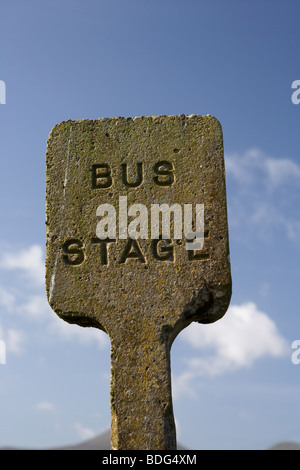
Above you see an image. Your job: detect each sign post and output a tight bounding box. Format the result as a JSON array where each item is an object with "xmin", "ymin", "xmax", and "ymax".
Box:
[{"xmin": 46, "ymin": 114, "xmax": 232, "ymax": 450}]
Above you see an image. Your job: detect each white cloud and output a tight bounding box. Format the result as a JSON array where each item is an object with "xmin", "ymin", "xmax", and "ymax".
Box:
[
  {"xmin": 0, "ymin": 245, "xmax": 45, "ymax": 286},
  {"xmin": 0, "ymin": 246, "xmax": 97, "ymax": 344},
  {"xmin": 18, "ymin": 294, "xmax": 50, "ymax": 321},
  {"xmin": 35, "ymin": 401, "xmax": 56, "ymax": 412},
  {"xmin": 225, "ymin": 149, "xmax": 300, "ymax": 241},
  {"xmin": 0, "ymin": 285, "xmax": 16, "ymax": 311},
  {"xmin": 0, "ymin": 243, "xmax": 108, "ymax": 349},
  {"xmin": 0, "ymin": 325, "xmax": 25, "ymax": 356},
  {"xmin": 74, "ymin": 422, "xmax": 96, "ymax": 441},
  {"xmin": 226, "ymin": 148, "xmax": 300, "ymax": 190},
  {"xmin": 0, "ymin": 284, "xmax": 52, "ymax": 322},
  {"xmin": 48, "ymin": 313, "xmax": 109, "ymax": 349},
  {"xmin": 6, "ymin": 329, "xmax": 25, "ymax": 356},
  {"xmin": 173, "ymin": 302, "xmax": 289, "ymax": 400},
  {"xmin": 0, "ymin": 243, "xmax": 107, "ymax": 346},
  {"xmin": 264, "ymin": 157, "xmax": 300, "ymax": 188},
  {"xmin": 0, "ymin": 287, "xmax": 108, "ymax": 355}
]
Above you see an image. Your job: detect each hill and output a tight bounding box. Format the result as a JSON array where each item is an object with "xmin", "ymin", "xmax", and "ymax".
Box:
[
  {"xmin": 1, "ymin": 430, "xmax": 300, "ymax": 450},
  {"xmin": 0, "ymin": 429, "xmax": 186, "ymax": 450}
]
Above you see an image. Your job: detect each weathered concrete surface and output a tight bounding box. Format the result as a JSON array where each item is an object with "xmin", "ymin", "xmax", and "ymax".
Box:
[{"xmin": 45, "ymin": 115, "xmax": 232, "ymax": 450}]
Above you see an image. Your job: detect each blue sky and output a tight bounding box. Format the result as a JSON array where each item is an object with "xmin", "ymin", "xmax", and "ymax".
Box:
[{"xmin": 0, "ymin": 0, "xmax": 299, "ymax": 450}]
